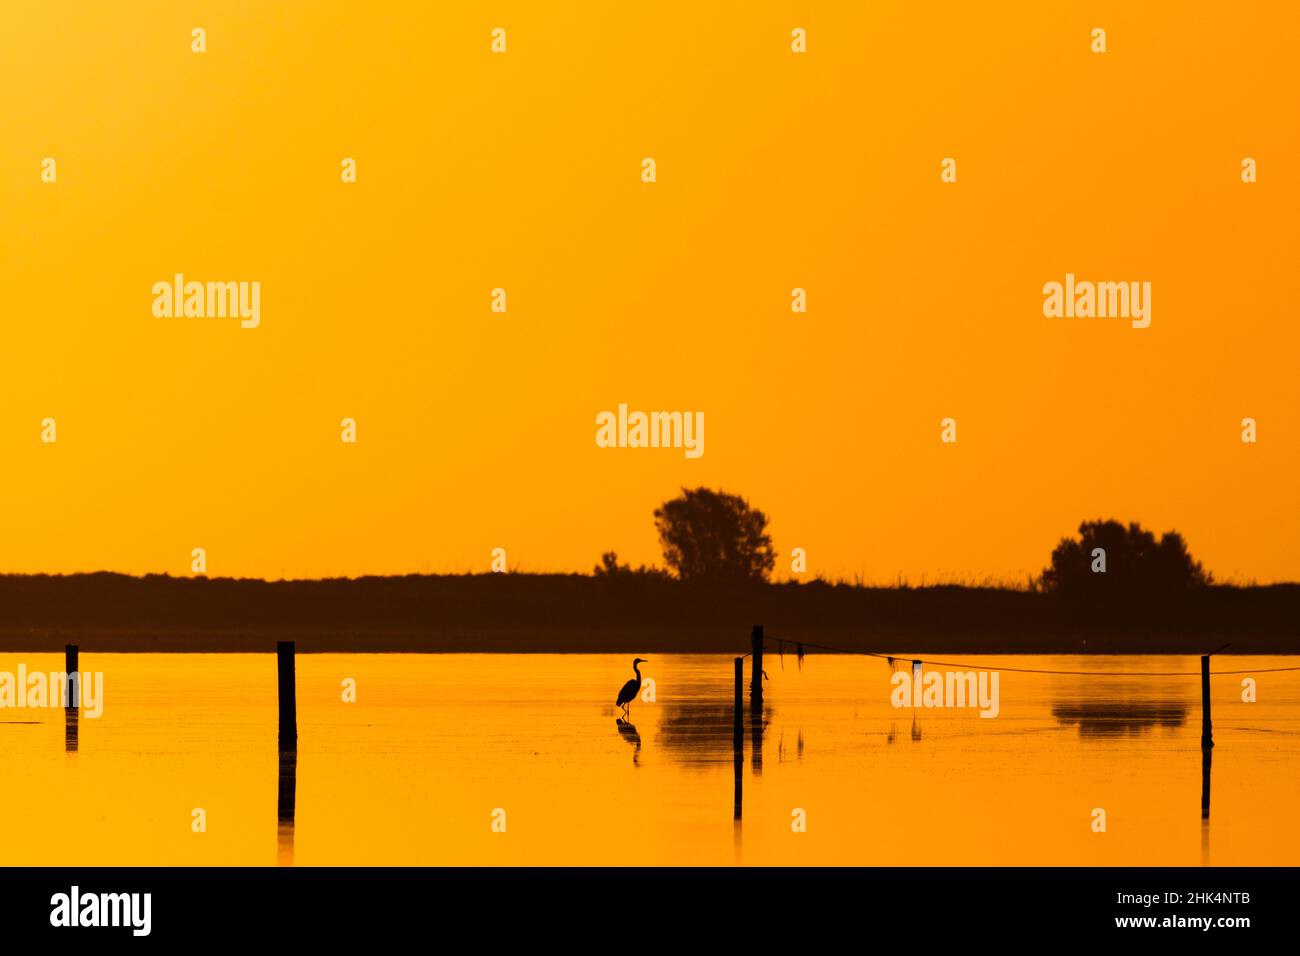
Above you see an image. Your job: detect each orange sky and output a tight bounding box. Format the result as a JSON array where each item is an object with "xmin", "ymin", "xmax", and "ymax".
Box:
[{"xmin": 2, "ymin": 2, "xmax": 1297, "ymax": 584}]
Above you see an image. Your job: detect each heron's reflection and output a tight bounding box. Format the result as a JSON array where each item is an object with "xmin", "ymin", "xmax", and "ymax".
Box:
[
  {"xmin": 277, "ymin": 748, "xmax": 296, "ymax": 866},
  {"xmin": 615, "ymin": 717, "xmax": 641, "ymax": 765}
]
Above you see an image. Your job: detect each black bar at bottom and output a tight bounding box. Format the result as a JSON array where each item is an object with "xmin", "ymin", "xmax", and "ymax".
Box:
[{"xmin": 0, "ymin": 866, "xmax": 1289, "ymax": 942}]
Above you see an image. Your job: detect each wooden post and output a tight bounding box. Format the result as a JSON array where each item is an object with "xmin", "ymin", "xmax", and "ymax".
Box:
[
  {"xmin": 733, "ymin": 657, "xmax": 743, "ymax": 821},
  {"xmin": 278, "ymin": 641, "xmax": 297, "ymax": 749},
  {"xmin": 749, "ymin": 627, "xmax": 764, "ymax": 773},
  {"xmin": 733, "ymin": 657, "xmax": 743, "ymax": 740},
  {"xmin": 1200, "ymin": 654, "xmax": 1213, "ymax": 750},
  {"xmin": 64, "ymin": 644, "xmax": 79, "ymax": 710},
  {"xmin": 64, "ymin": 643, "xmax": 80, "ymax": 753}
]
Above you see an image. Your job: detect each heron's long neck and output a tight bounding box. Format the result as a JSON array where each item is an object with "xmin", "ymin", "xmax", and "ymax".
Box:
[{"xmin": 632, "ymin": 663, "xmax": 642, "ymax": 682}]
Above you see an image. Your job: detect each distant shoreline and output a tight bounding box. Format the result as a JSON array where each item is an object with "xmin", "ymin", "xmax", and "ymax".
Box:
[{"xmin": 1, "ymin": 572, "xmax": 1297, "ymax": 654}]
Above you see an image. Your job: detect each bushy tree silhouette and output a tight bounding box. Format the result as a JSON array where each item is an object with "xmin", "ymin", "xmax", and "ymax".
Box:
[
  {"xmin": 653, "ymin": 487, "xmax": 775, "ymax": 583},
  {"xmin": 1039, "ymin": 520, "xmax": 1211, "ymax": 596}
]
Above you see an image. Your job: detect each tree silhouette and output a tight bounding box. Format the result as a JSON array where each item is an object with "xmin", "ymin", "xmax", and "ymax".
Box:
[
  {"xmin": 653, "ymin": 487, "xmax": 775, "ymax": 583},
  {"xmin": 1038, "ymin": 519, "xmax": 1211, "ymax": 596}
]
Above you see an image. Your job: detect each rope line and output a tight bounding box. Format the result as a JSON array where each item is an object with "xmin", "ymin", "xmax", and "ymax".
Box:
[{"xmin": 759, "ymin": 635, "xmax": 1300, "ymax": 677}]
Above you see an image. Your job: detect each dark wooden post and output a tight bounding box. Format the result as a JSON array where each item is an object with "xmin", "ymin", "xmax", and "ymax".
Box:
[
  {"xmin": 64, "ymin": 643, "xmax": 80, "ymax": 753},
  {"xmin": 733, "ymin": 657, "xmax": 743, "ymax": 820},
  {"xmin": 734, "ymin": 657, "xmax": 743, "ymax": 740},
  {"xmin": 749, "ymin": 627, "xmax": 764, "ymax": 773},
  {"xmin": 1200, "ymin": 654, "xmax": 1213, "ymax": 750},
  {"xmin": 278, "ymin": 641, "xmax": 297, "ymax": 749},
  {"xmin": 64, "ymin": 644, "xmax": 79, "ymax": 710}
]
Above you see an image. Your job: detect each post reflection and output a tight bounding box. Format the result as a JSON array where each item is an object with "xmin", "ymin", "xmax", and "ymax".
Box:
[{"xmin": 277, "ymin": 748, "xmax": 297, "ymax": 866}]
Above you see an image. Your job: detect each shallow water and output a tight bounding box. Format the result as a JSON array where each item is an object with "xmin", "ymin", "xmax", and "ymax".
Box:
[{"xmin": 1, "ymin": 652, "xmax": 1296, "ymax": 866}]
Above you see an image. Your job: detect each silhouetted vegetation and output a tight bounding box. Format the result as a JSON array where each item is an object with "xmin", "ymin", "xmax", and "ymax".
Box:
[
  {"xmin": 593, "ymin": 551, "xmax": 668, "ymax": 579},
  {"xmin": 0, "ymin": 571, "xmax": 1296, "ymax": 653},
  {"xmin": 653, "ymin": 487, "xmax": 775, "ymax": 583},
  {"xmin": 1038, "ymin": 520, "xmax": 1211, "ymax": 596},
  {"xmin": 0, "ymin": 511, "xmax": 1292, "ymax": 654}
]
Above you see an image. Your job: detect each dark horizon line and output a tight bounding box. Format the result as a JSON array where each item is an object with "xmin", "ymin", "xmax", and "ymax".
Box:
[
  {"xmin": 2, "ymin": 570, "xmax": 1296, "ymax": 653},
  {"xmin": 0, "ymin": 569, "xmax": 1297, "ymax": 590}
]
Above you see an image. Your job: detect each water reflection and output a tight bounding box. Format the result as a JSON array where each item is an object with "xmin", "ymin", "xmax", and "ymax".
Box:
[
  {"xmin": 777, "ymin": 730, "xmax": 807, "ymax": 764},
  {"xmin": 1200, "ymin": 746, "xmax": 1213, "ymax": 863},
  {"xmin": 1052, "ymin": 700, "xmax": 1188, "ymax": 736},
  {"xmin": 7, "ymin": 651, "xmax": 1297, "ymax": 867},
  {"xmin": 655, "ymin": 701, "xmax": 743, "ymax": 763},
  {"xmin": 1201, "ymin": 747, "xmax": 1212, "ymax": 820},
  {"xmin": 654, "ymin": 699, "xmax": 774, "ymax": 769},
  {"xmin": 277, "ymin": 748, "xmax": 296, "ymax": 866},
  {"xmin": 65, "ymin": 707, "xmax": 78, "ymax": 754},
  {"xmin": 615, "ymin": 718, "xmax": 641, "ymax": 765},
  {"xmin": 733, "ymin": 725, "xmax": 743, "ymax": 822}
]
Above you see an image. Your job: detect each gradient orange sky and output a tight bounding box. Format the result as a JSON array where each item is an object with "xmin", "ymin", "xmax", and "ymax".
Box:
[{"xmin": 2, "ymin": 2, "xmax": 1297, "ymax": 584}]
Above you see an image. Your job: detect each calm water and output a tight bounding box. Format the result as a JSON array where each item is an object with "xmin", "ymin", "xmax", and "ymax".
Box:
[{"xmin": 2, "ymin": 652, "xmax": 1297, "ymax": 866}]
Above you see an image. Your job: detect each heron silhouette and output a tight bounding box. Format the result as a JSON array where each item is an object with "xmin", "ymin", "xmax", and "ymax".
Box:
[{"xmin": 615, "ymin": 658, "xmax": 647, "ymax": 716}]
